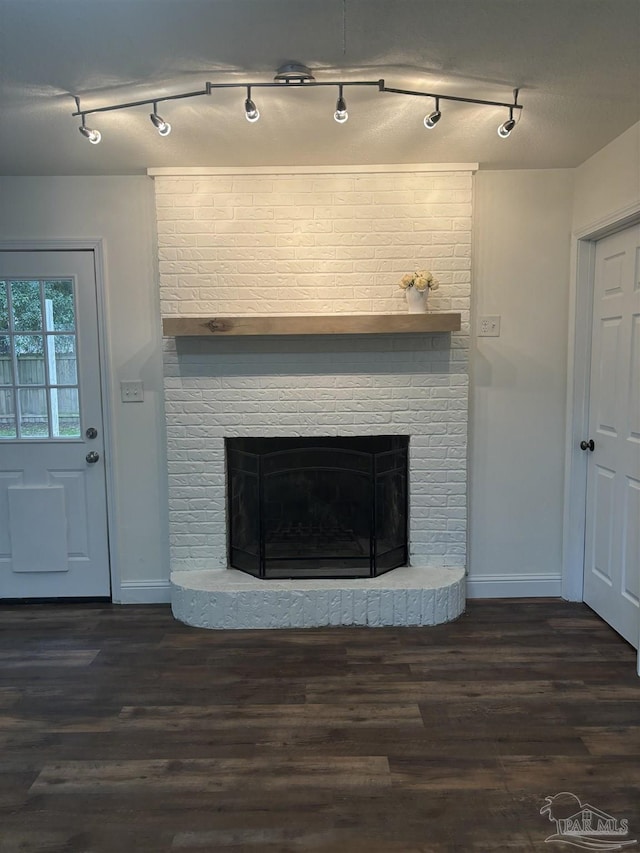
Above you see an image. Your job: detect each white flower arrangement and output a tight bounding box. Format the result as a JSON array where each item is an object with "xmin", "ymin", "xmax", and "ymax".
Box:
[{"xmin": 399, "ymin": 270, "xmax": 439, "ymax": 292}]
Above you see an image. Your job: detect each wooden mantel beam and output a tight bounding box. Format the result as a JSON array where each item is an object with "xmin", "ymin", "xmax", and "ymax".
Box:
[{"xmin": 162, "ymin": 313, "xmax": 461, "ymax": 337}]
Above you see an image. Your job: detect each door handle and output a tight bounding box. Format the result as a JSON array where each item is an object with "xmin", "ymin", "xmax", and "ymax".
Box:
[
  {"xmin": 580, "ymin": 439, "xmax": 595, "ymax": 452},
  {"xmin": 86, "ymin": 451, "xmax": 100, "ymax": 464}
]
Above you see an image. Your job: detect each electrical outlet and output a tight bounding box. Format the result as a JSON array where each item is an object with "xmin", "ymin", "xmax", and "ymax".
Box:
[
  {"xmin": 120, "ymin": 380, "xmax": 144, "ymax": 402},
  {"xmin": 478, "ymin": 315, "xmax": 501, "ymax": 337}
]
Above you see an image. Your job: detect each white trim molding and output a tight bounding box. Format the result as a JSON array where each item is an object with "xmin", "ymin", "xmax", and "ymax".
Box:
[
  {"xmin": 466, "ymin": 573, "xmax": 562, "ymax": 599},
  {"xmin": 0, "ymin": 238, "xmax": 120, "ymax": 603},
  {"xmin": 148, "ymin": 163, "xmax": 479, "ymax": 177},
  {"xmin": 117, "ymin": 579, "xmax": 172, "ymax": 605},
  {"xmin": 573, "ymin": 199, "xmax": 640, "ymax": 241},
  {"xmin": 562, "ymin": 201, "xmax": 640, "ymax": 602}
]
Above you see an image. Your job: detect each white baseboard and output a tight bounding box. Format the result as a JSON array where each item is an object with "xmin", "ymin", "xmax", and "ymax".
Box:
[
  {"xmin": 116, "ymin": 579, "xmax": 172, "ymax": 604},
  {"xmin": 116, "ymin": 573, "xmax": 562, "ymax": 604},
  {"xmin": 466, "ymin": 573, "xmax": 562, "ymax": 599}
]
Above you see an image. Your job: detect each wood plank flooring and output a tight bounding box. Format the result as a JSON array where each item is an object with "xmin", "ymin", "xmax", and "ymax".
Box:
[{"xmin": 0, "ymin": 600, "xmax": 638, "ymax": 852}]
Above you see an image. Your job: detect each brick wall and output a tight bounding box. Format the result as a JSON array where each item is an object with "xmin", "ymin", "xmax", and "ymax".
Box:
[{"xmin": 155, "ymin": 168, "xmax": 472, "ymax": 573}]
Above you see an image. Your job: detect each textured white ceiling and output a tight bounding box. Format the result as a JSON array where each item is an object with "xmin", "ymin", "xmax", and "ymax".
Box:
[{"xmin": 0, "ymin": 0, "xmax": 639, "ymax": 175}]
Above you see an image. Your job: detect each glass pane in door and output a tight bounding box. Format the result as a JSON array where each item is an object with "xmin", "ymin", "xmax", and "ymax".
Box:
[
  {"xmin": 0, "ymin": 279, "xmax": 80, "ymax": 440},
  {"xmin": 18, "ymin": 387, "xmax": 48, "ymax": 437},
  {"xmin": 11, "ymin": 281, "xmax": 42, "ymax": 330},
  {"xmin": 0, "ymin": 388, "xmax": 16, "ymax": 438},
  {"xmin": 0, "ymin": 335, "xmax": 12, "ymax": 385},
  {"xmin": 44, "ymin": 280, "xmax": 75, "ymax": 331},
  {"xmin": 15, "ymin": 335, "xmax": 45, "ymax": 385},
  {"xmin": 51, "ymin": 387, "xmax": 80, "ymax": 437},
  {"xmin": 0, "ymin": 286, "xmax": 8, "ymax": 330},
  {"xmin": 51, "ymin": 336, "xmax": 77, "ymax": 385}
]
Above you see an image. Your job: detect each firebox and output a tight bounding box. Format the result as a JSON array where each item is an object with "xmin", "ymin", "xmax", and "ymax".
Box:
[{"xmin": 226, "ymin": 436, "xmax": 409, "ymax": 579}]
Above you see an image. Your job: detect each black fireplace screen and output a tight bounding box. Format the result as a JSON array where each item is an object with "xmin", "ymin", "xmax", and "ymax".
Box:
[{"xmin": 226, "ymin": 435, "xmax": 409, "ymax": 579}]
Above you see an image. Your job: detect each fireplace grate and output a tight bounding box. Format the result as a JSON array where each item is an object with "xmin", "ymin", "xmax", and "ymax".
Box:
[{"xmin": 267, "ymin": 523, "xmax": 365, "ymax": 553}]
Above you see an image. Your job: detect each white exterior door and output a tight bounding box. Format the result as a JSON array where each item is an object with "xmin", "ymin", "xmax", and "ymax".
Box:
[
  {"xmin": 0, "ymin": 251, "xmax": 110, "ymax": 598},
  {"xmin": 583, "ymin": 225, "xmax": 640, "ymax": 648}
]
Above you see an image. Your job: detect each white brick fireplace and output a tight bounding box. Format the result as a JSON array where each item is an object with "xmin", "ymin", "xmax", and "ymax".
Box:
[{"xmin": 152, "ymin": 165, "xmax": 473, "ymax": 628}]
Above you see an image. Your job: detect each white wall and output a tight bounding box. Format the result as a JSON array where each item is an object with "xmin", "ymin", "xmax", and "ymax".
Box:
[
  {"xmin": 3, "ymin": 147, "xmax": 628, "ymax": 602},
  {"xmin": 0, "ymin": 176, "xmax": 170, "ymax": 602},
  {"xmin": 573, "ymin": 121, "xmax": 640, "ymax": 232},
  {"xmin": 468, "ymin": 169, "xmax": 574, "ymax": 597}
]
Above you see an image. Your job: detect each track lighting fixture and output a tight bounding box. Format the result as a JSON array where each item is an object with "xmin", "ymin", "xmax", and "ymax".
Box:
[
  {"xmin": 244, "ymin": 87, "xmax": 260, "ymax": 122},
  {"xmin": 334, "ymin": 85, "xmax": 348, "ymax": 123},
  {"xmin": 78, "ymin": 121, "xmax": 101, "ymax": 144},
  {"xmin": 75, "ymin": 98, "xmax": 102, "ymax": 144},
  {"xmin": 497, "ymin": 90, "xmax": 519, "ymax": 138},
  {"xmin": 423, "ymin": 97, "xmax": 441, "ymax": 129},
  {"xmin": 497, "ymin": 111, "xmax": 516, "ymax": 138},
  {"xmin": 71, "ymin": 65, "xmax": 523, "ymax": 145},
  {"xmin": 150, "ymin": 103, "xmax": 171, "ymax": 136}
]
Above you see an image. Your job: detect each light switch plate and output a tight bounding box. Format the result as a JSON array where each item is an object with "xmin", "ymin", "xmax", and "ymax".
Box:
[
  {"xmin": 478, "ymin": 315, "xmax": 501, "ymax": 337},
  {"xmin": 120, "ymin": 380, "xmax": 144, "ymax": 402}
]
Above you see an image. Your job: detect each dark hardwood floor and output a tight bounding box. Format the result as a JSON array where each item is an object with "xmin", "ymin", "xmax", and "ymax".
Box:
[{"xmin": 0, "ymin": 600, "xmax": 638, "ymax": 852}]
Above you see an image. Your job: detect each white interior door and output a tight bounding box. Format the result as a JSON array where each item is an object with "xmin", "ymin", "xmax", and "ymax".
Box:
[
  {"xmin": 583, "ymin": 224, "xmax": 640, "ymax": 648},
  {"xmin": 0, "ymin": 251, "xmax": 110, "ymax": 598}
]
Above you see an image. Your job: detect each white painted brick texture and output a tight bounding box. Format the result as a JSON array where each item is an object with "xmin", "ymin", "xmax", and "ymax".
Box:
[
  {"xmin": 156, "ymin": 172, "xmax": 471, "ymax": 322},
  {"xmin": 155, "ymin": 170, "xmax": 471, "ymax": 574}
]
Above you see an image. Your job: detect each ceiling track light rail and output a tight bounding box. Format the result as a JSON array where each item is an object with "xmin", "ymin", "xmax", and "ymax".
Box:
[
  {"xmin": 379, "ymin": 84, "xmax": 521, "ymax": 111},
  {"xmin": 72, "ymin": 68, "xmax": 522, "ymax": 143}
]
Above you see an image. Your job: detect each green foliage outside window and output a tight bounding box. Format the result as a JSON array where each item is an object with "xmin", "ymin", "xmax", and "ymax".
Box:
[{"xmin": 0, "ymin": 280, "xmax": 75, "ymax": 355}]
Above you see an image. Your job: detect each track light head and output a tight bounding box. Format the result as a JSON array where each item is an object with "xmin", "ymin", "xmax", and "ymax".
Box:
[
  {"xmin": 78, "ymin": 123, "xmax": 101, "ymax": 144},
  {"xmin": 150, "ymin": 106, "xmax": 171, "ymax": 136},
  {"xmin": 334, "ymin": 97, "xmax": 348, "ymax": 123},
  {"xmin": 244, "ymin": 88, "xmax": 260, "ymax": 122},
  {"xmin": 423, "ymin": 98, "xmax": 441, "ymax": 130},
  {"xmin": 497, "ymin": 117, "xmax": 516, "ymax": 138},
  {"xmin": 424, "ymin": 109, "xmax": 441, "ymax": 129},
  {"xmin": 334, "ymin": 85, "xmax": 348, "ymax": 123},
  {"xmin": 497, "ymin": 103, "xmax": 516, "ymax": 139},
  {"xmin": 244, "ymin": 98, "xmax": 260, "ymax": 122}
]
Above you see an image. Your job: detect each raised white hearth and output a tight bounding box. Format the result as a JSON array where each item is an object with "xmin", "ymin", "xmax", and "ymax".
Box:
[{"xmin": 172, "ymin": 566, "xmax": 465, "ymax": 629}]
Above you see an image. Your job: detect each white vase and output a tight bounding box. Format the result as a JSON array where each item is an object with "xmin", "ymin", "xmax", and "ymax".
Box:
[{"xmin": 405, "ymin": 286, "xmax": 427, "ymax": 313}]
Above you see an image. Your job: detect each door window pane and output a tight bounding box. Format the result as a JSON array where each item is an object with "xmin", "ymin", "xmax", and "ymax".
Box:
[
  {"xmin": 0, "ymin": 389, "xmax": 16, "ymax": 438},
  {"xmin": 0, "ymin": 284, "xmax": 8, "ymax": 331},
  {"xmin": 15, "ymin": 334, "xmax": 44, "ymax": 356},
  {"xmin": 18, "ymin": 387, "xmax": 48, "ymax": 437},
  {"xmin": 15, "ymin": 337, "xmax": 45, "ymax": 385},
  {"xmin": 44, "ymin": 281, "xmax": 76, "ymax": 332},
  {"xmin": 0, "ymin": 337, "xmax": 12, "ymax": 385},
  {"xmin": 1, "ymin": 279, "xmax": 80, "ymax": 440},
  {"xmin": 51, "ymin": 336, "xmax": 77, "ymax": 385},
  {"xmin": 51, "ymin": 388, "xmax": 80, "ymax": 437},
  {"xmin": 11, "ymin": 281, "xmax": 42, "ymax": 331}
]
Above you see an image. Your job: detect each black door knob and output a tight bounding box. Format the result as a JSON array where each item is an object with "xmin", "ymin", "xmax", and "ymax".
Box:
[{"xmin": 580, "ymin": 439, "xmax": 595, "ymax": 451}]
